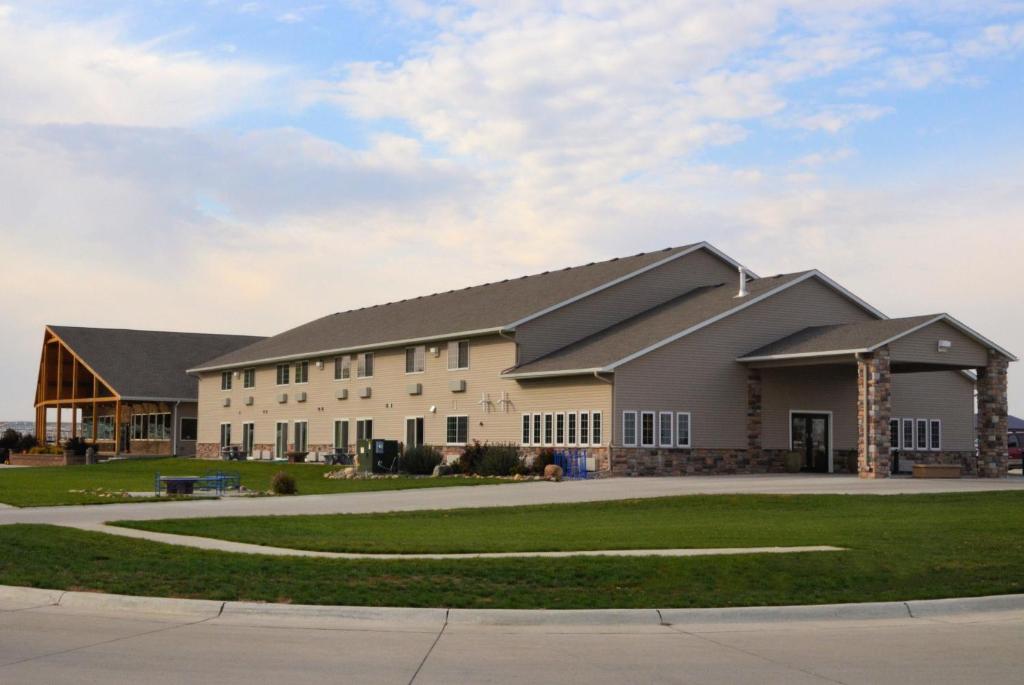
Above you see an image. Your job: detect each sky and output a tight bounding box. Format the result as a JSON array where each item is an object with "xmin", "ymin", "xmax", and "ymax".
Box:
[{"xmin": 1, "ymin": 0, "xmax": 1023, "ymax": 421}]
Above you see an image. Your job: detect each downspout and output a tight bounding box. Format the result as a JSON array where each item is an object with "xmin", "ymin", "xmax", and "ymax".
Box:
[
  {"xmin": 593, "ymin": 370, "xmax": 612, "ymax": 384},
  {"xmin": 498, "ymin": 328, "xmax": 518, "ymax": 366},
  {"xmin": 172, "ymin": 401, "xmax": 179, "ymax": 457}
]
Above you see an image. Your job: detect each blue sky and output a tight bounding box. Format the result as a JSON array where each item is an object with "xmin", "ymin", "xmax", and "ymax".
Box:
[{"xmin": 1, "ymin": 0, "xmax": 1023, "ymax": 420}]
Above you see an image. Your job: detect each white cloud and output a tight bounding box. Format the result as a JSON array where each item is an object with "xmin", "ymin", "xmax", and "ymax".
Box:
[{"xmin": 794, "ymin": 104, "xmax": 891, "ymax": 133}]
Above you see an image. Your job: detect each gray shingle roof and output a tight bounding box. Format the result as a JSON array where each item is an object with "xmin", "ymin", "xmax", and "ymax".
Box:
[
  {"xmin": 194, "ymin": 244, "xmax": 705, "ymax": 371},
  {"xmin": 49, "ymin": 326, "xmax": 264, "ymax": 400},
  {"xmin": 506, "ymin": 272, "xmax": 812, "ymax": 375},
  {"xmin": 737, "ymin": 315, "xmax": 942, "ymax": 360}
]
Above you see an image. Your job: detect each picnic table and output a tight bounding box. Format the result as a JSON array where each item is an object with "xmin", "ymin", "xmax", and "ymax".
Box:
[{"xmin": 154, "ymin": 471, "xmax": 241, "ymax": 496}]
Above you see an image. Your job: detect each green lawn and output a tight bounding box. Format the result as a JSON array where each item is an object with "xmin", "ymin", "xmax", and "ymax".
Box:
[
  {"xmin": 0, "ymin": 458, "xmax": 509, "ymax": 507},
  {"xmin": 0, "ymin": 492, "xmax": 1018, "ymax": 608}
]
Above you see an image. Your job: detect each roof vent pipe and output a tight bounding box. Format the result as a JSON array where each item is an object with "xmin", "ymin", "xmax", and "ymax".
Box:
[{"xmin": 736, "ymin": 266, "xmax": 748, "ymax": 298}]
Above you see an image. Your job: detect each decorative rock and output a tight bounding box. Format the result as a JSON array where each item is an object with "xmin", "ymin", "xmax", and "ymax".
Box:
[
  {"xmin": 432, "ymin": 463, "xmax": 453, "ymax": 477},
  {"xmin": 543, "ymin": 464, "xmax": 563, "ymax": 481}
]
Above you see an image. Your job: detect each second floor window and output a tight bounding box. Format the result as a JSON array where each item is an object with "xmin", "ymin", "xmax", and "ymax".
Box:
[
  {"xmin": 220, "ymin": 371, "xmax": 232, "ymax": 390},
  {"xmin": 295, "ymin": 360, "xmax": 309, "ymax": 384},
  {"xmin": 357, "ymin": 352, "xmax": 374, "ymax": 378},
  {"xmin": 243, "ymin": 368, "xmax": 255, "ymax": 389},
  {"xmin": 334, "ymin": 355, "xmax": 350, "ymax": 380},
  {"xmin": 448, "ymin": 340, "xmax": 469, "ymax": 370},
  {"xmin": 276, "ymin": 364, "xmax": 290, "ymax": 385},
  {"xmin": 405, "ymin": 345, "xmax": 425, "ymax": 373}
]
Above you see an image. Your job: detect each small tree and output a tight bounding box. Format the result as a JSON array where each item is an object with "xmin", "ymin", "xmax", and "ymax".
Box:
[
  {"xmin": 15, "ymin": 433, "xmax": 38, "ymax": 453},
  {"xmin": 401, "ymin": 445, "xmax": 443, "ymax": 475},
  {"xmin": 0, "ymin": 428, "xmax": 19, "ymax": 449}
]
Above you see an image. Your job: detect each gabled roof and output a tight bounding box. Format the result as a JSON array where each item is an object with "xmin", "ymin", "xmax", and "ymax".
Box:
[
  {"xmin": 48, "ymin": 326, "xmax": 264, "ymax": 401},
  {"xmin": 191, "ymin": 242, "xmax": 752, "ymax": 372},
  {"xmin": 737, "ymin": 314, "xmax": 1017, "ymax": 362},
  {"xmin": 504, "ymin": 272, "xmax": 813, "ymax": 377}
]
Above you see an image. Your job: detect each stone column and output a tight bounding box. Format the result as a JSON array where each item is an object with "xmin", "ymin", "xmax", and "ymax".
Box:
[
  {"xmin": 976, "ymin": 351, "xmax": 1010, "ymax": 478},
  {"xmin": 857, "ymin": 348, "xmax": 892, "ymax": 478},
  {"xmin": 746, "ymin": 368, "xmax": 763, "ymax": 463}
]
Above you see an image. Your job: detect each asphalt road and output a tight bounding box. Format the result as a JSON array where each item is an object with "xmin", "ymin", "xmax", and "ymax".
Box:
[{"xmin": 1, "ymin": 590, "xmax": 1021, "ymax": 684}]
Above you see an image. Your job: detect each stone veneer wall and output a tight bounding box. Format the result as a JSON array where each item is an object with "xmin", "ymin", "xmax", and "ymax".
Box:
[
  {"xmin": 977, "ymin": 352, "xmax": 1010, "ymax": 478},
  {"xmin": 857, "ymin": 348, "xmax": 892, "ymax": 478},
  {"xmin": 610, "ymin": 447, "xmax": 785, "ymax": 477},
  {"xmin": 907, "ymin": 451, "xmax": 979, "ymax": 477}
]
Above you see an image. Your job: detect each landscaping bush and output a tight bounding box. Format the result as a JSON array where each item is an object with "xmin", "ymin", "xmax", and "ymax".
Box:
[
  {"xmin": 28, "ymin": 444, "xmax": 63, "ymax": 455},
  {"xmin": 270, "ymin": 471, "xmax": 297, "ymax": 495},
  {"xmin": 531, "ymin": 448, "xmax": 555, "ymax": 475},
  {"xmin": 783, "ymin": 451, "xmax": 803, "ymax": 473},
  {"xmin": 15, "ymin": 433, "xmax": 38, "ymax": 453},
  {"xmin": 478, "ymin": 443, "xmax": 523, "ymax": 477},
  {"xmin": 455, "ymin": 440, "xmax": 486, "ymax": 474},
  {"xmin": 63, "ymin": 437, "xmax": 97, "ymax": 457},
  {"xmin": 401, "ymin": 445, "xmax": 443, "ymax": 475},
  {"xmin": 0, "ymin": 428, "xmax": 19, "ymax": 450}
]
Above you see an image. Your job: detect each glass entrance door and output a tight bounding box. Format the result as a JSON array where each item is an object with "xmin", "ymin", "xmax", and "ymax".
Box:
[
  {"xmin": 405, "ymin": 417, "xmax": 424, "ymax": 449},
  {"xmin": 275, "ymin": 422, "xmax": 288, "ymax": 458},
  {"xmin": 791, "ymin": 413, "xmax": 830, "ymax": 473}
]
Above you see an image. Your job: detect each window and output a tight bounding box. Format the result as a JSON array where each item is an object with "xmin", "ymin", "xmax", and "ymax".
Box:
[
  {"xmin": 890, "ymin": 419, "xmax": 900, "ymax": 449},
  {"xmin": 131, "ymin": 414, "xmax": 144, "ymax": 440},
  {"xmin": 676, "ymin": 413, "xmax": 691, "ymax": 448},
  {"xmin": 356, "ymin": 418, "xmax": 373, "ymax": 442},
  {"xmin": 132, "ymin": 413, "xmax": 171, "ymax": 440},
  {"xmin": 180, "ymin": 418, "xmax": 198, "ymax": 441},
  {"xmin": 97, "ymin": 416, "xmax": 114, "ymax": 440},
  {"xmin": 406, "ymin": 417, "xmax": 424, "ymax": 448},
  {"xmin": 275, "ymin": 422, "xmax": 288, "ymax": 458},
  {"xmin": 334, "ymin": 419, "xmax": 349, "ymax": 452},
  {"xmin": 295, "ymin": 360, "xmax": 309, "ymax": 384},
  {"xmin": 446, "ymin": 415, "xmax": 469, "ymax": 445},
  {"xmin": 544, "ymin": 413, "xmax": 553, "ymax": 445},
  {"xmin": 448, "ymin": 340, "xmax": 469, "ymax": 370},
  {"xmin": 220, "ymin": 423, "xmax": 232, "ymax": 448},
  {"xmin": 522, "ymin": 414, "xmax": 532, "ymax": 445},
  {"xmin": 405, "ymin": 346, "xmax": 425, "ymax": 374},
  {"xmin": 929, "ymin": 420, "xmax": 942, "ymax": 451},
  {"xmin": 532, "ymin": 414, "xmax": 542, "ymax": 445},
  {"xmin": 243, "ymin": 368, "xmax": 256, "ymax": 389},
  {"xmin": 658, "ymin": 412, "xmax": 673, "ymax": 447},
  {"xmin": 221, "ymin": 371, "xmax": 232, "ymax": 390},
  {"xmin": 242, "ymin": 423, "xmax": 254, "ymax": 456},
  {"xmin": 916, "ymin": 419, "xmax": 927, "ymax": 451},
  {"xmin": 568, "ymin": 412, "xmax": 577, "ymax": 445},
  {"xmin": 623, "ymin": 411, "xmax": 637, "ymax": 447},
  {"xmin": 357, "ymin": 352, "xmax": 374, "ymax": 378},
  {"xmin": 276, "ymin": 364, "xmax": 290, "ymax": 385},
  {"xmin": 334, "ymin": 356, "xmax": 351, "ymax": 380},
  {"xmin": 556, "ymin": 413, "xmax": 566, "ymax": 444},
  {"xmin": 294, "ymin": 421, "xmax": 308, "ymax": 452},
  {"xmin": 902, "ymin": 418, "xmax": 914, "ymax": 451},
  {"xmin": 592, "ymin": 411, "xmax": 602, "ymax": 445},
  {"xmin": 640, "ymin": 412, "xmax": 655, "ymax": 447},
  {"xmin": 580, "ymin": 411, "xmax": 590, "ymax": 445}
]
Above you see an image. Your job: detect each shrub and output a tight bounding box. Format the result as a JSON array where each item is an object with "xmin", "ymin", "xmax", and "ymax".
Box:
[
  {"xmin": 15, "ymin": 433, "xmax": 38, "ymax": 453},
  {"xmin": 478, "ymin": 443, "xmax": 523, "ymax": 477},
  {"xmin": 28, "ymin": 444, "xmax": 62, "ymax": 455},
  {"xmin": 401, "ymin": 444, "xmax": 443, "ymax": 475},
  {"xmin": 270, "ymin": 471, "xmax": 297, "ymax": 495},
  {"xmin": 783, "ymin": 451, "xmax": 803, "ymax": 473},
  {"xmin": 0, "ymin": 428, "xmax": 19, "ymax": 449},
  {"xmin": 531, "ymin": 448, "xmax": 556, "ymax": 475},
  {"xmin": 456, "ymin": 440, "xmax": 486, "ymax": 474}
]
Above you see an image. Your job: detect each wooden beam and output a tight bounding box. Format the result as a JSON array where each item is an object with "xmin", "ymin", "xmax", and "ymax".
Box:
[
  {"xmin": 114, "ymin": 400, "xmax": 122, "ymax": 456},
  {"xmin": 71, "ymin": 357, "xmax": 78, "ymax": 439},
  {"xmin": 92, "ymin": 376, "xmax": 98, "ymax": 443}
]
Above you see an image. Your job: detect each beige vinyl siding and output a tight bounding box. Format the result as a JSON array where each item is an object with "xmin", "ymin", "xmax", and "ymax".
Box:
[
  {"xmin": 761, "ymin": 365, "xmax": 858, "ymax": 450},
  {"xmin": 889, "ymin": 320, "xmax": 989, "ymax": 368},
  {"xmin": 515, "ymin": 247, "xmax": 737, "ymax": 365},
  {"xmin": 612, "ymin": 277, "xmax": 874, "ymax": 449},
  {"xmin": 197, "ymin": 334, "xmax": 611, "ymax": 451},
  {"xmin": 892, "ymin": 371, "xmax": 975, "ymax": 451}
]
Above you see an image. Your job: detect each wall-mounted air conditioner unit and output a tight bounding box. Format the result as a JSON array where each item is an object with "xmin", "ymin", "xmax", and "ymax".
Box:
[
  {"xmin": 245, "ymin": 396, "xmax": 254, "ymax": 406},
  {"xmin": 296, "ymin": 391, "xmax": 307, "ymax": 402},
  {"xmin": 359, "ymin": 387, "xmax": 372, "ymax": 399},
  {"xmin": 449, "ymin": 380, "xmax": 466, "ymax": 393},
  {"xmin": 407, "ymin": 383, "xmax": 422, "ymax": 396},
  {"xmin": 336, "ymin": 389, "xmax": 348, "ymax": 400},
  {"xmin": 222, "ymin": 398, "xmax": 231, "ymax": 408},
  {"xmin": 277, "ymin": 393, "xmax": 288, "ymax": 404}
]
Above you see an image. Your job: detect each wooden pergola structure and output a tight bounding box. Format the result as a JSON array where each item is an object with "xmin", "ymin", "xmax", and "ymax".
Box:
[{"xmin": 34, "ymin": 327, "xmax": 123, "ymax": 452}]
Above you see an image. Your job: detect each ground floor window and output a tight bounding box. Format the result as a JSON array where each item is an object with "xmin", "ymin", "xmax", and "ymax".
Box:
[
  {"xmin": 180, "ymin": 417, "xmax": 197, "ymax": 441},
  {"xmin": 556, "ymin": 413, "xmax": 566, "ymax": 444},
  {"xmin": 902, "ymin": 418, "xmax": 914, "ymax": 451},
  {"xmin": 915, "ymin": 419, "xmax": 928, "ymax": 450},
  {"xmin": 130, "ymin": 413, "xmax": 171, "ymax": 441},
  {"xmin": 275, "ymin": 422, "xmax": 288, "ymax": 457},
  {"xmin": 335, "ymin": 419, "xmax": 350, "ymax": 452},
  {"xmin": 889, "ymin": 419, "xmax": 900, "ymax": 449},
  {"xmin": 929, "ymin": 419, "xmax": 942, "ymax": 450},
  {"xmin": 623, "ymin": 411, "xmax": 637, "ymax": 446},
  {"xmin": 447, "ymin": 415, "xmax": 468, "ymax": 445},
  {"xmin": 220, "ymin": 423, "xmax": 231, "ymax": 448},
  {"xmin": 894, "ymin": 417, "xmax": 942, "ymax": 452},
  {"xmin": 658, "ymin": 412, "xmax": 673, "ymax": 447},
  {"xmin": 406, "ymin": 417, "xmax": 424, "ymax": 448},
  {"xmin": 356, "ymin": 418, "xmax": 373, "ymax": 443},
  {"xmin": 544, "ymin": 413, "xmax": 553, "ymax": 445},
  {"xmin": 242, "ymin": 422, "xmax": 254, "ymax": 455},
  {"xmin": 294, "ymin": 421, "xmax": 308, "ymax": 452},
  {"xmin": 675, "ymin": 413, "xmax": 691, "ymax": 448},
  {"xmin": 532, "ymin": 414, "xmax": 542, "ymax": 445},
  {"xmin": 591, "ymin": 412, "xmax": 602, "ymax": 445},
  {"xmin": 640, "ymin": 412, "xmax": 655, "ymax": 447},
  {"xmin": 568, "ymin": 412, "xmax": 577, "ymax": 444},
  {"xmin": 522, "ymin": 414, "xmax": 531, "ymax": 445}
]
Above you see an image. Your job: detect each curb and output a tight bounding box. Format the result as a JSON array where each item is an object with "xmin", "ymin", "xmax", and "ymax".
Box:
[{"xmin": 1, "ymin": 584, "xmax": 1022, "ymax": 626}]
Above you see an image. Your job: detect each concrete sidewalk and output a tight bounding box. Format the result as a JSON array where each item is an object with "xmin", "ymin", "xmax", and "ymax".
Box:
[
  {"xmin": 3, "ymin": 474, "xmax": 1024, "ymax": 528},
  {"xmin": 2, "ymin": 586, "xmax": 1022, "ymax": 684}
]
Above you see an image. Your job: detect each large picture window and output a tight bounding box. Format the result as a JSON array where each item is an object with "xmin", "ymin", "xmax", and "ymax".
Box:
[
  {"xmin": 446, "ymin": 415, "xmax": 469, "ymax": 445},
  {"xmin": 132, "ymin": 413, "xmax": 172, "ymax": 440},
  {"xmin": 448, "ymin": 340, "xmax": 469, "ymax": 370},
  {"xmin": 622, "ymin": 411, "xmax": 637, "ymax": 447},
  {"xmin": 640, "ymin": 412, "xmax": 655, "ymax": 447}
]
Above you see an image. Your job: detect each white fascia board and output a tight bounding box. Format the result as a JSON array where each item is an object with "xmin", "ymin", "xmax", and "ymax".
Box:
[
  {"xmin": 736, "ymin": 349, "xmax": 868, "ymax": 363},
  {"xmin": 187, "ymin": 327, "xmax": 505, "ymax": 374},
  {"xmin": 603, "ymin": 271, "xmax": 820, "ymax": 371},
  {"xmin": 501, "ymin": 367, "xmax": 605, "ymax": 380},
  {"xmin": 504, "ymin": 242, "xmax": 758, "ymax": 331},
  {"xmin": 122, "ymin": 396, "xmax": 197, "ymax": 403}
]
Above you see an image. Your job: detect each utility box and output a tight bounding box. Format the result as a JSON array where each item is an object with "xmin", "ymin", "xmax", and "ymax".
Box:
[{"xmin": 357, "ymin": 438, "xmax": 400, "ymax": 474}]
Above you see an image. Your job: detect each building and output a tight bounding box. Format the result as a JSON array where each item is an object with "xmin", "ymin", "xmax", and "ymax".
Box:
[
  {"xmin": 33, "ymin": 326, "xmax": 263, "ymax": 456},
  {"xmin": 190, "ymin": 242, "xmax": 1015, "ymax": 478}
]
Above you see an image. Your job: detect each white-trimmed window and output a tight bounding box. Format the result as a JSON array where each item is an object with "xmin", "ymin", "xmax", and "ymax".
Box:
[
  {"xmin": 242, "ymin": 422, "xmax": 255, "ymax": 456},
  {"xmin": 220, "ymin": 422, "xmax": 232, "ymax": 448},
  {"xmin": 676, "ymin": 412, "xmax": 691, "ymax": 448},
  {"xmin": 180, "ymin": 417, "xmax": 197, "ymax": 442},
  {"xmin": 929, "ymin": 419, "xmax": 942, "ymax": 451},
  {"xmin": 889, "ymin": 419, "xmax": 900, "ymax": 449},
  {"xmin": 447, "ymin": 340, "xmax": 470, "ymax": 370},
  {"xmin": 555, "ymin": 413, "xmax": 566, "ymax": 444},
  {"xmin": 568, "ymin": 412, "xmax": 577, "ymax": 445},
  {"xmin": 591, "ymin": 412, "xmax": 602, "ymax": 445},
  {"xmin": 446, "ymin": 415, "xmax": 469, "ymax": 445},
  {"xmin": 294, "ymin": 360, "xmax": 309, "ymax": 384},
  {"xmin": 915, "ymin": 419, "xmax": 927, "ymax": 451},
  {"xmin": 532, "ymin": 413, "xmax": 542, "ymax": 445},
  {"xmin": 243, "ymin": 368, "xmax": 256, "ymax": 389},
  {"xmin": 276, "ymin": 364, "xmax": 290, "ymax": 385},
  {"xmin": 294, "ymin": 420, "xmax": 308, "ymax": 452},
  {"xmin": 640, "ymin": 411, "xmax": 655, "ymax": 447},
  {"xmin": 334, "ymin": 356, "xmax": 350, "ymax": 380},
  {"xmin": 622, "ymin": 411, "xmax": 637, "ymax": 447},
  {"xmin": 543, "ymin": 413, "xmax": 553, "ymax": 445},
  {"xmin": 357, "ymin": 352, "xmax": 374, "ymax": 378},
  {"xmin": 902, "ymin": 418, "xmax": 914, "ymax": 451},
  {"xmin": 405, "ymin": 346, "xmax": 425, "ymax": 374},
  {"xmin": 275, "ymin": 421, "xmax": 288, "ymax": 458},
  {"xmin": 658, "ymin": 412, "xmax": 673, "ymax": 447},
  {"xmin": 580, "ymin": 411, "xmax": 590, "ymax": 445},
  {"xmin": 221, "ymin": 371, "xmax": 232, "ymax": 391},
  {"xmin": 356, "ymin": 418, "xmax": 373, "ymax": 442},
  {"xmin": 522, "ymin": 414, "xmax": 532, "ymax": 445}
]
